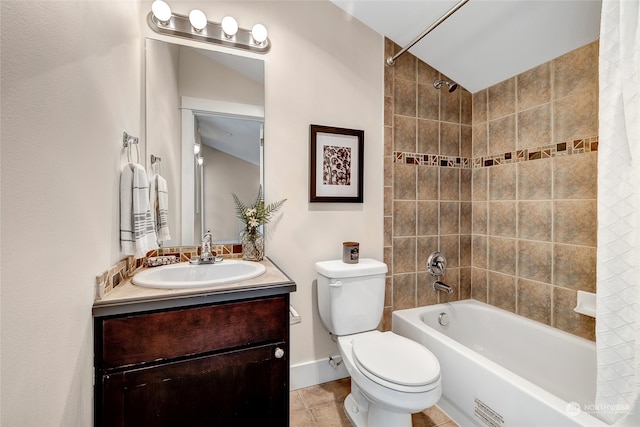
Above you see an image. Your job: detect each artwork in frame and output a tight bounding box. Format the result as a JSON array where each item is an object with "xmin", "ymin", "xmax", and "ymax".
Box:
[{"xmin": 309, "ymin": 124, "xmax": 364, "ymax": 203}]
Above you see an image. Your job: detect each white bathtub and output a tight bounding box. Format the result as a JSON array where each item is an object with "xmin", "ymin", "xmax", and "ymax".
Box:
[{"xmin": 392, "ymin": 300, "xmax": 638, "ymax": 427}]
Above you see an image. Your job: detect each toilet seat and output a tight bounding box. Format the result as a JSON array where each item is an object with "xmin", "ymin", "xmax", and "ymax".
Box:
[{"xmin": 352, "ymin": 332, "xmax": 440, "ymax": 393}]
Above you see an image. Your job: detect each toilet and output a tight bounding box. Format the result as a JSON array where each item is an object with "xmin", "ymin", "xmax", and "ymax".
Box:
[{"xmin": 316, "ymin": 258, "xmax": 442, "ymax": 427}]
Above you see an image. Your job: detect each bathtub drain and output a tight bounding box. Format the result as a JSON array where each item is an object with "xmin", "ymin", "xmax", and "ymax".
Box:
[{"xmin": 474, "ymin": 397, "xmax": 504, "ymax": 427}]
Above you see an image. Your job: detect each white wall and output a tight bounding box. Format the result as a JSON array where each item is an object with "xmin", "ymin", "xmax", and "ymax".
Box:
[
  {"xmin": 0, "ymin": 1, "xmax": 143, "ymax": 425},
  {"xmin": 1, "ymin": 0, "xmax": 383, "ymax": 423}
]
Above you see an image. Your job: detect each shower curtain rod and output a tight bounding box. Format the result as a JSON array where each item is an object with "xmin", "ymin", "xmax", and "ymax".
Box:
[{"xmin": 386, "ymin": 0, "xmax": 470, "ymax": 66}]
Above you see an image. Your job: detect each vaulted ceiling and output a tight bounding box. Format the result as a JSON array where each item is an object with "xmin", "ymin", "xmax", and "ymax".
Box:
[{"xmin": 331, "ymin": 0, "xmax": 602, "ymax": 93}]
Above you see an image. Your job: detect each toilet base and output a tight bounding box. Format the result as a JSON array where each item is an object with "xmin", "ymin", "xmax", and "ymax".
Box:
[{"xmin": 343, "ymin": 393, "xmax": 412, "ymax": 427}]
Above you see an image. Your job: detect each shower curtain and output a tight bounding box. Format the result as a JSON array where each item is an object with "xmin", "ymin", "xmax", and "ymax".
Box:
[{"xmin": 596, "ymin": 0, "xmax": 640, "ymax": 424}]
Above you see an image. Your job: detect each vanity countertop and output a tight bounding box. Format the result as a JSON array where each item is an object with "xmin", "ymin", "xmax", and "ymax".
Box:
[{"xmin": 92, "ymin": 258, "xmax": 296, "ymax": 317}]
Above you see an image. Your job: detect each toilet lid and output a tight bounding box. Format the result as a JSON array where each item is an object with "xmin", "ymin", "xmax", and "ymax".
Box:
[{"xmin": 352, "ymin": 332, "xmax": 440, "ymax": 388}]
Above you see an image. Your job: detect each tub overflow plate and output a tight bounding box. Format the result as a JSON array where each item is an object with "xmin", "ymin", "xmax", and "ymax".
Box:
[{"xmin": 438, "ymin": 312, "xmax": 449, "ymax": 326}]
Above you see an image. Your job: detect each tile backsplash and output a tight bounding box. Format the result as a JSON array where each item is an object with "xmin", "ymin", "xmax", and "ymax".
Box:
[
  {"xmin": 95, "ymin": 244, "xmax": 244, "ymax": 300},
  {"xmin": 383, "ymin": 38, "xmax": 599, "ymax": 340}
]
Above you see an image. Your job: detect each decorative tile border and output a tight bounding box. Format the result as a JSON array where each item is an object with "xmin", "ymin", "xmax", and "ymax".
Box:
[
  {"xmin": 95, "ymin": 244, "xmax": 245, "ymax": 300},
  {"xmin": 393, "ymin": 136, "xmax": 598, "ymax": 169}
]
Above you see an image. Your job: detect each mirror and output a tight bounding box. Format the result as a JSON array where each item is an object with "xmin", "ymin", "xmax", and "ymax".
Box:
[{"xmin": 145, "ymin": 38, "xmax": 265, "ymax": 246}]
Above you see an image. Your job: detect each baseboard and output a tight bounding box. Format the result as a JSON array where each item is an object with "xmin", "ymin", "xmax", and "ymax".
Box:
[{"xmin": 290, "ymin": 357, "xmax": 349, "ymax": 391}]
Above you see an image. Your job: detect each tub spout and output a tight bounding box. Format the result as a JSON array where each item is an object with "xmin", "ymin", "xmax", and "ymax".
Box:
[{"xmin": 433, "ymin": 280, "xmax": 453, "ymax": 294}]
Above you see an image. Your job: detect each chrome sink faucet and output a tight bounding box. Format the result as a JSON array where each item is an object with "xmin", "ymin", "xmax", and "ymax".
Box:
[{"xmin": 200, "ymin": 230, "xmax": 213, "ymax": 263}]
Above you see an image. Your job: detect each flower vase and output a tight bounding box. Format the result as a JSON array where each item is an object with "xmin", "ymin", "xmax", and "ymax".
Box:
[{"xmin": 240, "ymin": 229, "xmax": 264, "ymax": 261}]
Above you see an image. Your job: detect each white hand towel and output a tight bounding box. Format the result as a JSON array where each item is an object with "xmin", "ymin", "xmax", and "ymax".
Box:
[
  {"xmin": 120, "ymin": 164, "xmax": 159, "ymax": 258},
  {"xmin": 150, "ymin": 173, "xmax": 171, "ymax": 243}
]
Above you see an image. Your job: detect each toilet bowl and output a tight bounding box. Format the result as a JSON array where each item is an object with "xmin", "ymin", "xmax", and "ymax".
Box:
[
  {"xmin": 315, "ymin": 259, "xmax": 442, "ymax": 427},
  {"xmin": 337, "ymin": 331, "xmax": 441, "ymax": 427}
]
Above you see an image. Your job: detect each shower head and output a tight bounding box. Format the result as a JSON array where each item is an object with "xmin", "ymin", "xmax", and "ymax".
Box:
[{"xmin": 433, "ymin": 79, "xmax": 458, "ymax": 93}]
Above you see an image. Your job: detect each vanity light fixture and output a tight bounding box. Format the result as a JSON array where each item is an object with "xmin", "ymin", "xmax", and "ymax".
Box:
[
  {"xmin": 147, "ymin": 1, "xmax": 270, "ymax": 53},
  {"xmin": 251, "ymin": 24, "xmax": 268, "ymax": 45},
  {"xmin": 221, "ymin": 16, "xmax": 238, "ymax": 38},
  {"xmin": 194, "ymin": 143, "xmax": 201, "ymax": 155},
  {"xmin": 197, "ymin": 156, "xmax": 204, "ymax": 166},
  {"xmin": 151, "ymin": 0, "xmax": 172, "ymax": 24},
  {"xmin": 188, "ymin": 9, "xmax": 208, "ymax": 32}
]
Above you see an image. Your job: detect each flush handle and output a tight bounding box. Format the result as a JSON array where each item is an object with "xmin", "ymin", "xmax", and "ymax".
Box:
[{"xmin": 329, "ymin": 280, "xmax": 343, "ymax": 288}]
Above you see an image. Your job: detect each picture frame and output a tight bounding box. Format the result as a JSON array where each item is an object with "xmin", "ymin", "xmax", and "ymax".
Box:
[{"xmin": 309, "ymin": 124, "xmax": 364, "ymax": 203}]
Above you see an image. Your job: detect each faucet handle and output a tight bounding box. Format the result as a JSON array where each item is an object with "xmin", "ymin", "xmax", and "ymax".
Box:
[{"xmin": 427, "ymin": 252, "xmax": 447, "ymax": 277}]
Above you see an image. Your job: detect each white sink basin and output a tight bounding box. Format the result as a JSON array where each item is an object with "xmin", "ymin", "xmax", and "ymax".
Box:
[{"xmin": 132, "ymin": 260, "xmax": 266, "ymax": 289}]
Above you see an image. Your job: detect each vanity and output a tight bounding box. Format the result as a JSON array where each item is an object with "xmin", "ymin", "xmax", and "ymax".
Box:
[{"xmin": 92, "ymin": 258, "xmax": 296, "ymax": 426}]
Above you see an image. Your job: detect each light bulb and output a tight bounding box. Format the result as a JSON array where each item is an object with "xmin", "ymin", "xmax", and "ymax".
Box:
[
  {"xmin": 251, "ymin": 23, "xmax": 268, "ymax": 44},
  {"xmin": 221, "ymin": 16, "xmax": 238, "ymax": 38},
  {"xmin": 194, "ymin": 143, "xmax": 201, "ymax": 155},
  {"xmin": 197, "ymin": 156, "xmax": 204, "ymax": 166},
  {"xmin": 189, "ymin": 9, "xmax": 207, "ymax": 31},
  {"xmin": 151, "ymin": 0, "xmax": 172, "ymax": 23}
]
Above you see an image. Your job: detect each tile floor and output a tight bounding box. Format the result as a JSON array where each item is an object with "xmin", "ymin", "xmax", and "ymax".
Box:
[{"xmin": 290, "ymin": 378, "xmax": 459, "ymax": 427}]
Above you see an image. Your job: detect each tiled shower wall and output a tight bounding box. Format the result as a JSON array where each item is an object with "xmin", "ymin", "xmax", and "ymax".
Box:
[{"xmin": 383, "ymin": 38, "xmax": 599, "ymax": 341}]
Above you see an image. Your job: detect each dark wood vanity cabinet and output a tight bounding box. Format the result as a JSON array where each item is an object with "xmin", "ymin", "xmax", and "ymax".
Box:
[{"xmin": 94, "ymin": 294, "xmax": 290, "ymax": 427}]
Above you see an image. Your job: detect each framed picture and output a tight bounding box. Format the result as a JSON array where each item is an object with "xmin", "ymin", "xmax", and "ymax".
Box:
[{"xmin": 310, "ymin": 124, "xmax": 364, "ymax": 203}]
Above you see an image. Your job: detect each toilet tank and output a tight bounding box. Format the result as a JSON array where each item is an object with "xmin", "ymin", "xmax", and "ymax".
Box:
[{"xmin": 316, "ymin": 258, "xmax": 388, "ymax": 336}]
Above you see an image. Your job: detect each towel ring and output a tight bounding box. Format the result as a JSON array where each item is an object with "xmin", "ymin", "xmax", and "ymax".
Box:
[{"xmin": 123, "ymin": 131, "xmax": 140, "ymax": 164}]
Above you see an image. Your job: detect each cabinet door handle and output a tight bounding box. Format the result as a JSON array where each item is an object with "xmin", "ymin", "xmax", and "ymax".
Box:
[{"xmin": 275, "ymin": 347, "xmax": 285, "ymax": 359}]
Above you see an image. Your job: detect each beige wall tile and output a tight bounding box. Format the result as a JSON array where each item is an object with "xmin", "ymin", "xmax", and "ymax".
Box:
[
  {"xmin": 393, "ymin": 50, "xmax": 416, "ymax": 81},
  {"xmin": 472, "ymin": 123, "xmax": 488, "ymax": 158},
  {"xmin": 418, "ymin": 119, "xmax": 439, "ymax": 154},
  {"xmin": 418, "ymin": 82, "xmax": 440, "ymax": 120},
  {"xmin": 518, "ymin": 240, "xmax": 552, "ymax": 283},
  {"xmin": 417, "ymin": 271, "xmax": 439, "ymax": 306},
  {"xmin": 473, "ymin": 89, "xmax": 488, "ymax": 124},
  {"xmin": 553, "ymin": 41, "xmax": 598, "ymax": 100},
  {"xmin": 394, "ymin": 115, "xmax": 417, "ymax": 152},
  {"xmin": 517, "ymin": 279, "xmax": 552, "ymax": 325},
  {"xmin": 461, "ymin": 125, "xmax": 473, "ymax": 158},
  {"xmin": 417, "ymin": 60, "xmax": 439, "ymax": 84},
  {"xmin": 461, "ymin": 169, "xmax": 472, "ymax": 201},
  {"xmin": 460, "ymin": 202, "xmax": 472, "ymax": 234},
  {"xmin": 384, "ymin": 126, "xmax": 393, "ymax": 156},
  {"xmin": 553, "ymin": 243, "xmax": 597, "ymax": 293},
  {"xmin": 440, "ymin": 167, "xmax": 460, "ymax": 200},
  {"xmin": 440, "ymin": 122, "xmax": 460, "ymax": 156},
  {"xmin": 384, "ymin": 95, "xmax": 393, "ymax": 127},
  {"xmin": 517, "ymin": 104, "xmax": 552, "ymax": 150},
  {"xmin": 488, "ymin": 78, "xmax": 516, "ymax": 120},
  {"xmin": 553, "ymin": 91, "xmax": 598, "ymax": 142},
  {"xmin": 393, "ymin": 200, "xmax": 416, "ymax": 237},
  {"xmin": 440, "ymin": 202, "xmax": 460, "ymax": 234},
  {"xmin": 393, "ymin": 163, "xmax": 416, "ymax": 200},
  {"xmin": 489, "ymin": 164, "xmax": 517, "ymax": 200},
  {"xmin": 518, "ymin": 201, "xmax": 552, "ymax": 241},
  {"xmin": 488, "ymin": 271, "xmax": 516, "ymax": 312},
  {"xmin": 393, "ymin": 272, "xmax": 416, "ymax": 310},
  {"xmin": 473, "ymin": 201, "xmax": 487, "ymax": 234},
  {"xmin": 553, "ymin": 287, "xmax": 595, "ymax": 341},
  {"xmin": 518, "ymin": 159, "xmax": 552, "ymax": 200},
  {"xmin": 517, "ymin": 62, "xmax": 551, "ymax": 111},
  {"xmin": 472, "ymin": 235, "xmax": 488, "ymax": 268},
  {"xmin": 383, "ymin": 216, "xmax": 392, "ymax": 247},
  {"xmin": 394, "ymin": 78, "xmax": 416, "ymax": 116},
  {"xmin": 417, "ymin": 236, "xmax": 439, "ymax": 271},
  {"xmin": 471, "ymin": 268, "xmax": 488, "ymax": 302},
  {"xmin": 554, "ymin": 152, "xmax": 597, "ymax": 199},
  {"xmin": 441, "ymin": 89, "xmax": 460, "ymax": 124},
  {"xmin": 460, "ymin": 235, "xmax": 472, "ymax": 266},
  {"xmin": 383, "ymin": 186, "xmax": 392, "ymax": 216},
  {"xmin": 460, "ymin": 267, "xmax": 471, "ymax": 299},
  {"xmin": 473, "ymin": 168, "xmax": 488, "ymax": 201},
  {"xmin": 393, "ymin": 236, "xmax": 416, "ymax": 273},
  {"xmin": 417, "ymin": 201, "xmax": 439, "ymax": 236},
  {"xmin": 488, "ymin": 236, "xmax": 516, "ymax": 275},
  {"xmin": 489, "ymin": 201, "xmax": 516, "ymax": 237},
  {"xmin": 488, "ymin": 114, "xmax": 516, "ymax": 155},
  {"xmin": 417, "ymin": 167, "xmax": 439, "ymax": 200},
  {"xmin": 461, "ymin": 90, "xmax": 473, "ymax": 126},
  {"xmin": 553, "ymin": 200, "xmax": 597, "ymax": 246},
  {"xmin": 440, "ymin": 235, "xmax": 460, "ymax": 268}
]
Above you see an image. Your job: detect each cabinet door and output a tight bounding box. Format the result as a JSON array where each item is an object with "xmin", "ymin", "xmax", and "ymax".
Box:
[{"xmin": 101, "ymin": 342, "xmax": 288, "ymax": 427}]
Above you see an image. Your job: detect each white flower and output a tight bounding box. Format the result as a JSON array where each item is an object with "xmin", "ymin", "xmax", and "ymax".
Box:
[
  {"xmin": 245, "ymin": 208, "xmax": 257, "ymax": 217},
  {"xmin": 248, "ymin": 218, "xmax": 259, "ymax": 228}
]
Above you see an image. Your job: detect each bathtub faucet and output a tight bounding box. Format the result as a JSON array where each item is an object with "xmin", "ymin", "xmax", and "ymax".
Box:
[{"xmin": 433, "ymin": 280, "xmax": 453, "ymax": 295}]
